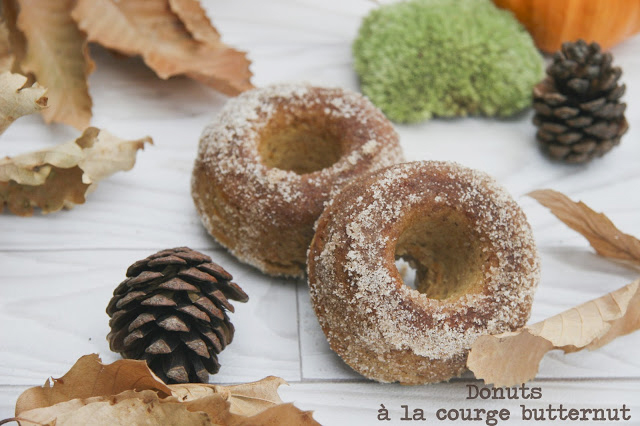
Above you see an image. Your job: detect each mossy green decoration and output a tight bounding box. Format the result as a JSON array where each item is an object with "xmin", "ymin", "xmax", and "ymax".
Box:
[{"xmin": 353, "ymin": 0, "xmax": 544, "ymax": 123}]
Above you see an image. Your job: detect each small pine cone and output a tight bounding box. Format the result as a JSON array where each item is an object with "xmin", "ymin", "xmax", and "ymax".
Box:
[
  {"xmin": 533, "ymin": 39, "xmax": 629, "ymax": 164},
  {"xmin": 107, "ymin": 247, "xmax": 248, "ymax": 384}
]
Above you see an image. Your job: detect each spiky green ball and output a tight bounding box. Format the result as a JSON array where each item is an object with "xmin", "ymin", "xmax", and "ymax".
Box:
[{"xmin": 353, "ymin": 0, "xmax": 544, "ymax": 123}]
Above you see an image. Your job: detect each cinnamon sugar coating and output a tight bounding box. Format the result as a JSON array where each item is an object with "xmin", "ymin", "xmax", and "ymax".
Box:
[
  {"xmin": 191, "ymin": 84, "xmax": 403, "ymax": 277},
  {"xmin": 308, "ymin": 161, "xmax": 540, "ymax": 384}
]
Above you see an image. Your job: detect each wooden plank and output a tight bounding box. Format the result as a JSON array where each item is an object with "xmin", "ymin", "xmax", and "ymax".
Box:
[
  {"xmin": 0, "ymin": 385, "xmax": 29, "ymax": 420},
  {"xmin": 280, "ymin": 380, "xmax": 640, "ymax": 425},
  {"xmin": 0, "ymin": 1, "xmax": 639, "ymax": 424},
  {"xmin": 297, "ymin": 282, "xmax": 361, "ymax": 380},
  {"xmin": 0, "ymin": 250, "xmax": 301, "ymax": 385},
  {"xmin": 0, "ymin": 117, "xmax": 218, "ymax": 250},
  {"xmin": 0, "ymin": 28, "xmax": 638, "ymax": 252},
  {"xmin": 297, "ymin": 243, "xmax": 640, "ymax": 380},
  {"xmin": 4, "ymin": 107, "xmax": 640, "ymax": 251},
  {"xmin": 3, "ymin": 380, "xmax": 636, "ymax": 424}
]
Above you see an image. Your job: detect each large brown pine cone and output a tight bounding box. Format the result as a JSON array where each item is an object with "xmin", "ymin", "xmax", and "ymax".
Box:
[{"xmin": 107, "ymin": 247, "xmax": 248, "ymax": 384}]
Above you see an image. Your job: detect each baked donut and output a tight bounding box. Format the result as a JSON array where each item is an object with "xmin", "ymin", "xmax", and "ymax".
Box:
[
  {"xmin": 192, "ymin": 84, "xmax": 403, "ymax": 277},
  {"xmin": 308, "ymin": 161, "xmax": 540, "ymax": 384}
]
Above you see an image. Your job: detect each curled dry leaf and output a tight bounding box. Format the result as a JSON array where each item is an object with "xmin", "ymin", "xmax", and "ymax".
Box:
[
  {"xmin": 177, "ymin": 393, "xmax": 235, "ymax": 425},
  {"xmin": 0, "ymin": 71, "xmax": 47, "ymax": 134},
  {"xmin": 169, "ymin": 377, "xmax": 306, "ymax": 425},
  {"xmin": 0, "ymin": 0, "xmax": 25, "ymax": 74},
  {"xmin": 467, "ymin": 189, "xmax": 640, "ymax": 386},
  {"xmin": 529, "ymin": 189, "xmax": 640, "ymax": 265},
  {"xmin": 15, "ymin": 0, "xmax": 94, "ymax": 130},
  {"xmin": 168, "ymin": 0, "xmax": 221, "ymax": 45},
  {"xmin": 16, "ymin": 390, "xmax": 211, "ymax": 426},
  {"xmin": 0, "ymin": 126, "xmax": 151, "ymax": 216},
  {"xmin": 236, "ymin": 403, "xmax": 320, "ymax": 426},
  {"xmin": 170, "ymin": 376, "xmax": 286, "ymax": 417},
  {"xmin": 0, "ymin": 15, "xmax": 12, "ymax": 71},
  {"xmin": 467, "ymin": 279, "xmax": 640, "ymax": 387},
  {"xmin": 9, "ymin": 355, "xmax": 318, "ymax": 426},
  {"xmin": 71, "ymin": 0, "xmax": 253, "ymax": 96},
  {"xmin": 166, "ymin": 380, "xmax": 321, "ymax": 426},
  {"xmin": 2, "ymin": 0, "xmax": 252, "ymax": 128},
  {"xmin": 223, "ymin": 376, "xmax": 287, "ymax": 417},
  {"xmin": 15, "ymin": 354, "xmax": 171, "ymax": 415}
]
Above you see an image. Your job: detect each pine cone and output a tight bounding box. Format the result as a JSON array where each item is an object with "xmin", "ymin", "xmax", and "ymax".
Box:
[
  {"xmin": 106, "ymin": 247, "xmax": 248, "ymax": 384},
  {"xmin": 533, "ymin": 39, "xmax": 629, "ymax": 164}
]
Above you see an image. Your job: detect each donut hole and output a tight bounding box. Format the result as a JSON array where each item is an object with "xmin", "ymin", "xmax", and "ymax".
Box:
[
  {"xmin": 258, "ymin": 115, "xmax": 344, "ymax": 175},
  {"xmin": 395, "ymin": 258, "xmax": 418, "ymax": 290},
  {"xmin": 395, "ymin": 209, "xmax": 486, "ymax": 300}
]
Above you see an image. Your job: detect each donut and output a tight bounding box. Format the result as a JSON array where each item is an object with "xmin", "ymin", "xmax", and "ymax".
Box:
[
  {"xmin": 191, "ymin": 84, "xmax": 403, "ymax": 277},
  {"xmin": 307, "ymin": 161, "xmax": 540, "ymax": 384}
]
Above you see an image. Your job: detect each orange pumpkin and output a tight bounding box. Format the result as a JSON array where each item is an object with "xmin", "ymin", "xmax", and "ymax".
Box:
[{"xmin": 493, "ymin": 0, "xmax": 640, "ymax": 53}]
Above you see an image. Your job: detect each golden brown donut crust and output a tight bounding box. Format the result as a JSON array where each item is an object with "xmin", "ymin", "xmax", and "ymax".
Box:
[
  {"xmin": 308, "ymin": 161, "xmax": 540, "ymax": 384},
  {"xmin": 191, "ymin": 84, "xmax": 403, "ymax": 277}
]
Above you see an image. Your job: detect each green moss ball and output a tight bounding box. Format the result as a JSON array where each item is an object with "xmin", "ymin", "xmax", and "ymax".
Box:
[{"xmin": 353, "ymin": 0, "xmax": 544, "ymax": 123}]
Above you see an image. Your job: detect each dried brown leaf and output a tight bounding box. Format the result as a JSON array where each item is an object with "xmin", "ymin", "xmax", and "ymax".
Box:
[
  {"xmin": 16, "ymin": 0, "xmax": 94, "ymax": 130},
  {"xmin": 170, "ymin": 376, "xmax": 286, "ymax": 417},
  {"xmin": 15, "ymin": 354, "xmax": 171, "ymax": 415},
  {"xmin": 15, "ymin": 390, "xmax": 149, "ymax": 425},
  {"xmin": 0, "ymin": 0, "xmax": 26, "ymax": 74},
  {"xmin": 181, "ymin": 394, "xmax": 236, "ymax": 425},
  {"xmin": 235, "ymin": 403, "xmax": 321, "ymax": 426},
  {"xmin": 14, "ymin": 392, "xmax": 319, "ymax": 426},
  {"xmin": 71, "ymin": 0, "xmax": 253, "ymax": 96},
  {"xmin": 222, "ymin": 376, "xmax": 287, "ymax": 417},
  {"xmin": 169, "ymin": 381, "xmax": 319, "ymax": 426},
  {"xmin": 169, "ymin": 382, "xmax": 220, "ymax": 402},
  {"xmin": 529, "ymin": 189, "xmax": 640, "ymax": 264},
  {"xmin": 0, "ymin": 16, "xmax": 12, "ymax": 72},
  {"xmin": 0, "ymin": 127, "xmax": 151, "ymax": 216},
  {"xmin": 17, "ymin": 390, "xmax": 210, "ymax": 426},
  {"xmin": 8, "ymin": 356, "xmax": 319, "ymax": 426},
  {"xmin": 168, "ymin": 0, "xmax": 220, "ymax": 45},
  {"xmin": 467, "ymin": 279, "xmax": 640, "ymax": 386},
  {"xmin": 0, "ymin": 71, "xmax": 47, "ymax": 134}
]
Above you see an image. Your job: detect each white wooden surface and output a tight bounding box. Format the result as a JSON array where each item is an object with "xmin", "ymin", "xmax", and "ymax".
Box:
[{"xmin": 1, "ymin": 1, "xmax": 640, "ymax": 424}]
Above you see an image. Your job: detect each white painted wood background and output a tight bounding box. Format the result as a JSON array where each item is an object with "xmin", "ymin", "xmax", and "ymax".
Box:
[{"xmin": 1, "ymin": 1, "xmax": 639, "ymax": 424}]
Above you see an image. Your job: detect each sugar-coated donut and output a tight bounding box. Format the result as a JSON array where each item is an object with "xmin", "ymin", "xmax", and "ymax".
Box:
[
  {"xmin": 308, "ymin": 161, "xmax": 540, "ymax": 384},
  {"xmin": 192, "ymin": 84, "xmax": 403, "ymax": 277}
]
